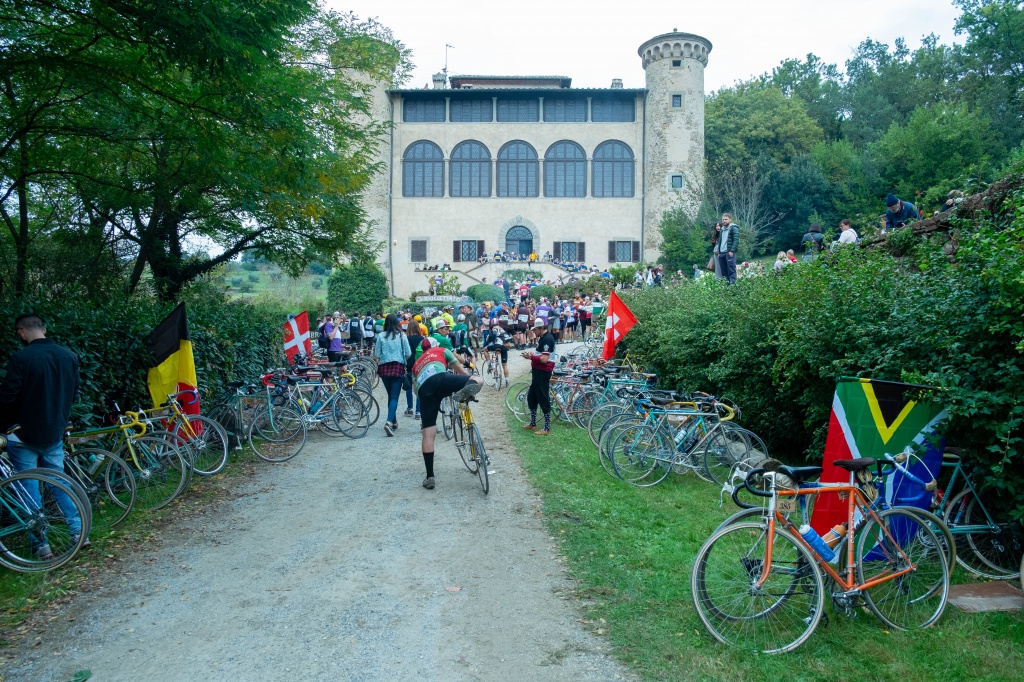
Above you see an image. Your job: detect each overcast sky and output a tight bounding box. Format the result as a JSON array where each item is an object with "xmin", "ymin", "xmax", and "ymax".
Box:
[{"xmin": 327, "ymin": 0, "xmax": 964, "ymax": 92}]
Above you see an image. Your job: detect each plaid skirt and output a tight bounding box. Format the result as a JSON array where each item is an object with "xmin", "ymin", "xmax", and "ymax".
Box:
[{"xmin": 377, "ymin": 360, "xmax": 406, "ymax": 378}]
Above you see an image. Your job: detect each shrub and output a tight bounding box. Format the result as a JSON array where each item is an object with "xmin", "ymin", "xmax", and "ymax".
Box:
[
  {"xmin": 247, "ymin": 272, "xmax": 259, "ymax": 282},
  {"xmin": 466, "ymin": 284, "xmax": 504, "ymax": 303},
  {"xmin": 327, "ymin": 263, "xmax": 388, "ymax": 314},
  {"xmin": 530, "ymin": 285, "xmax": 555, "ymax": 301},
  {"xmin": 311, "ymin": 278, "xmax": 323, "ymax": 290},
  {"xmin": 618, "ymin": 179, "xmax": 1024, "ymax": 518},
  {"xmin": 238, "ymin": 282, "xmax": 254, "ymax": 293},
  {"xmin": 0, "ymin": 280, "xmax": 285, "ymax": 426},
  {"xmin": 241, "ymin": 261, "xmax": 258, "ymax": 272},
  {"xmin": 230, "ymin": 277, "xmax": 243, "ymax": 287}
]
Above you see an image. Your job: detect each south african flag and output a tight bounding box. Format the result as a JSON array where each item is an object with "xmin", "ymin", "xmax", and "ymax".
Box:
[{"xmin": 810, "ymin": 378, "xmax": 947, "ymax": 534}]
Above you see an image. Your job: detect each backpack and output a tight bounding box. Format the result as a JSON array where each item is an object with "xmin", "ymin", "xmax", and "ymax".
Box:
[
  {"xmin": 317, "ymin": 325, "xmax": 330, "ymax": 350},
  {"xmin": 363, "ymin": 317, "xmax": 374, "ymax": 334}
]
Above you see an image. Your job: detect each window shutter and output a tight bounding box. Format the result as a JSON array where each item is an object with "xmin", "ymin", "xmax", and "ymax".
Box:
[
  {"xmin": 632, "ymin": 241, "xmax": 641, "ymax": 263},
  {"xmin": 478, "ymin": 240, "xmax": 485, "ymax": 256},
  {"xmin": 578, "ymin": 242, "xmax": 586, "ymax": 262},
  {"xmin": 453, "ymin": 240, "xmax": 461, "ymax": 262},
  {"xmin": 608, "ymin": 241, "xmax": 616, "ymax": 262},
  {"xmin": 552, "ymin": 242, "xmax": 561, "ymax": 260},
  {"xmin": 411, "ymin": 240, "xmax": 427, "ymax": 262}
]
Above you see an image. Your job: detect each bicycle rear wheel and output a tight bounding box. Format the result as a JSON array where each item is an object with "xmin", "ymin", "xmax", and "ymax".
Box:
[
  {"xmin": 701, "ymin": 427, "xmax": 757, "ymax": 485},
  {"xmin": 454, "ymin": 412, "xmax": 476, "ymax": 473},
  {"xmin": 441, "ymin": 397, "xmax": 455, "ymax": 440},
  {"xmin": 0, "ymin": 471, "xmax": 89, "ymax": 572},
  {"xmin": 505, "ymin": 381, "xmax": 529, "ymax": 419},
  {"xmin": 174, "ymin": 415, "xmax": 229, "ymax": 476},
  {"xmin": 587, "ymin": 401, "xmax": 624, "ymax": 447},
  {"xmin": 857, "ymin": 508, "xmax": 949, "ymax": 629},
  {"xmin": 959, "ymin": 492, "xmax": 1022, "ymax": 578},
  {"xmin": 569, "ymin": 390, "xmax": 605, "ymax": 429},
  {"xmin": 116, "ymin": 436, "xmax": 190, "ymax": 511},
  {"xmin": 248, "ymin": 406, "xmax": 306, "ymax": 463},
  {"xmin": 609, "ymin": 424, "xmax": 673, "ymax": 487},
  {"xmin": 468, "ymin": 424, "xmax": 489, "ymax": 495},
  {"xmin": 691, "ymin": 521, "xmax": 824, "ymax": 654},
  {"xmin": 65, "ymin": 449, "xmax": 136, "ymax": 531}
]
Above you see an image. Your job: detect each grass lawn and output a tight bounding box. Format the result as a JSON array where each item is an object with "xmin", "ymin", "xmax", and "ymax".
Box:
[{"xmin": 507, "ymin": 415, "xmax": 1024, "ymax": 682}]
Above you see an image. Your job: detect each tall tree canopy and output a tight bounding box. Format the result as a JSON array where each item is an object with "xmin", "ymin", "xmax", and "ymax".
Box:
[{"xmin": 0, "ymin": 0, "xmax": 409, "ymax": 300}]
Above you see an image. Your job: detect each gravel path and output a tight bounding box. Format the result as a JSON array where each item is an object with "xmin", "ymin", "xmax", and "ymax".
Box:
[{"xmin": 4, "ymin": 351, "xmax": 630, "ymax": 681}]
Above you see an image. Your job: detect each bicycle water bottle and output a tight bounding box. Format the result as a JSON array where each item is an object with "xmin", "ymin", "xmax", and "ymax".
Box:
[
  {"xmin": 799, "ymin": 524, "xmax": 835, "ymax": 562},
  {"xmin": 310, "ymin": 400, "xmax": 322, "ymax": 413}
]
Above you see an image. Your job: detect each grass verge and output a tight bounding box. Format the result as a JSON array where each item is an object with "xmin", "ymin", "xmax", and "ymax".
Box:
[{"xmin": 507, "ymin": 413, "xmax": 1024, "ymax": 682}]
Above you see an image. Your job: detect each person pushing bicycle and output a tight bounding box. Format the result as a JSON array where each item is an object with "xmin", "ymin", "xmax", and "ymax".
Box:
[{"xmin": 412, "ymin": 337, "xmax": 483, "ymax": 490}]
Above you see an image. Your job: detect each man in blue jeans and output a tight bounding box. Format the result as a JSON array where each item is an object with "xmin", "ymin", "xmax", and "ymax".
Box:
[
  {"xmin": 0, "ymin": 313, "xmax": 84, "ymax": 557},
  {"xmin": 714, "ymin": 212, "xmax": 740, "ymax": 285}
]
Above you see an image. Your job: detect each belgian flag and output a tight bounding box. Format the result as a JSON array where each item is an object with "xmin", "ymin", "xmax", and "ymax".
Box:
[{"xmin": 146, "ymin": 303, "xmax": 199, "ymax": 414}]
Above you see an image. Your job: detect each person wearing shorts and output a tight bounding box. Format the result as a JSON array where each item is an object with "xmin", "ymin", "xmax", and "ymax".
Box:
[
  {"xmin": 515, "ymin": 303, "xmax": 530, "ymax": 349},
  {"xmin": 413, "ymin": 337, "xmax": 483, "ymax": 490},
  {"xmin": 484, "ymin": 332, "xmax": 513, "ymax": 382}
]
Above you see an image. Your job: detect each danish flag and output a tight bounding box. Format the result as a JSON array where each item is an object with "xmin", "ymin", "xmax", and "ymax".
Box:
[
  {"xmin": 602, "ymin": 291, "xmax": 638, "ymax": 360},
  {"xmin": 283, "ymin": 311, "xmax": 312, "ymax": 362}
]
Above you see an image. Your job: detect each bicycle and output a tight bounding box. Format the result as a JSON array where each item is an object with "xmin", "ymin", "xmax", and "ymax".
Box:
[
  {"xmin": 62, "ymin": 435, "xmax": 136, "ymax": 532},
  {"xmin": 0, "ymin": 433, "xmax": 91, "ymax": 571},
  {"xmin": 483, "ymin": 356, "xmax": 506, "ymax": 391},
  {"xmin": 935, "ymin": 447, "xmax": 1023, "ymax": 579},
  {"xmin": 691, "ymin": 458, "xmax": 949, "ymax": 653},
  {"xmin": 451, "ymin": 387, "xmax": 489, "ymax": 494},
  {"xmin": 140, "ymin": 391, "xmax": 229, "ymax": 476}
]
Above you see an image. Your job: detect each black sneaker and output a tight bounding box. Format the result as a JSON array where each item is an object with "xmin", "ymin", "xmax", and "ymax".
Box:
[{"xmin": 384, "ymin": 422, "xmax": 394, "ymax": 437}]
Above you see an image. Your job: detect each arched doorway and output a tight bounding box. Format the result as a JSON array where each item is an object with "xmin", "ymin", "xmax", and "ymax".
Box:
[{"xmin": 505, "ymin": 225, "xmax": 534, "ymax": 257}]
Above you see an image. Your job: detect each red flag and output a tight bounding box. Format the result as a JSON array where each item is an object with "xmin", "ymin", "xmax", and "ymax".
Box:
[
  {"xmin": 602, "ymin": 291, "xmax": 638, "ymax": 360},
  {"xmin": 283, "ymin": 311, "xmax": 312, "ymax": 362}
]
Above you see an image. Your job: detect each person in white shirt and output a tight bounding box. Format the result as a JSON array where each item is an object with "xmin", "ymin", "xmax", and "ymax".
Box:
[{"xmin": 838, "ymin": 218, "xmax": 859, "ymax": 245}]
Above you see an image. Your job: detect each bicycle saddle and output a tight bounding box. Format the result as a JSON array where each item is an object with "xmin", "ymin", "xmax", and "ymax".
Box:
[
  {"xmin": 833, "ymin": 458, "xmax": 874, "ymax": 472},
  {"xmin": 942, "ymin": 446, "xmax": 962, "ymax": 463},
  {"xmin": 228, "ymin": 381, "xmax": 245, "ymax": 389},
  {"xmin": 777, "ymin": 465, "xmax": 822, "ymax": 483}
]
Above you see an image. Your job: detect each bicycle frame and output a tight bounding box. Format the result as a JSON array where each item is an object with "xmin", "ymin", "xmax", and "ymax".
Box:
[
  {"xmin": 938, "ymin": 459, "xmax": 1001, "ymax": 533},
  {"xmin": 760, "ymin": 481, "xmax": 917, "ymax": 592}
]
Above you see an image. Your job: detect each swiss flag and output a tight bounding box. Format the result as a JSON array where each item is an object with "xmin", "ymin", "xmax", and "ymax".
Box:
[
  {"xmin": 602, "ymin": 291, "xmax": 638, "ymax": 360},
  {"xmin": 283, "ymin": 311, "xmax": 312, "ymax": 363}
]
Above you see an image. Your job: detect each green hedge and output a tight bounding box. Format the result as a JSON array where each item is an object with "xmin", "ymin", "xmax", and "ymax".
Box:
[
  {"xmin": 327, "ymin": 263, "xmax": 388, "ymax": 315},
  {"xmin": 621, "ymin": 177, "xmax": 1024, "ymax": 518},
  {"xmin": 0, "ymin": 281, "xmax": 285, "ymax": 426},
  {"xmin": 466, "ymin": 284, "xmax": 504, "ymax": 303},
  {"xmin": 530, "ymin": 285, "xmax": 555, "ymax": 301}
]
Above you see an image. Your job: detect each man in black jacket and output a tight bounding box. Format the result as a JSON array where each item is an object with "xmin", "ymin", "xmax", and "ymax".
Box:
[
  {"xmin": 0, "ymin": 313, "xmax": 84, "ymax": 555},
  {"xmin": 714, "ymin": 213, "xmax": 740, "ymax": 284}
]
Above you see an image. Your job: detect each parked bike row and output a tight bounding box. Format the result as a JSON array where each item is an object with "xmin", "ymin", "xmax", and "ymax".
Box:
[{"xmin": 0, "ymin": 348, "xmax": 383, "ymax": 572}]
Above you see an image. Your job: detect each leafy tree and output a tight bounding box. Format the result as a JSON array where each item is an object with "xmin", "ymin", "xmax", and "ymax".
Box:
[
  {"xmin": 705, "ymin": 83, "xmax": 824, "ymax": 174},
  {"xmin": 871, "ymin": 104, "xmax": 996, "ymax": 202},
  {"xmin": 327, "ymin": 262, "xmax": 388, "ymax": 314},
  {"xmin": 768, "ymin": 55, "xmax": 845, "ymax": 141}
]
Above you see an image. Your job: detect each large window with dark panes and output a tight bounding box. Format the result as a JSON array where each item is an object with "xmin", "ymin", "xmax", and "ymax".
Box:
[
  {"xmin": 609, "ymin": 240, "xmax": 640, "ymax": 263},
  {"xmin": 543, "ymin": 97, "xmax": 587, "ymax": 122},
  {"xmin": 496, "ymin": 141, "xmax": 539, "ymax": 197},
  {"xmin": 592, "ymin": 140, "xmax": 634, "ymax": 197},
  {"xmin": 402, "ymin": 141, "xmax": 444, "ymax": 197},
  {"xmin": 496, "ymin": 97, "xmax": 539, "ymax": 122},
  {"xmin": 452, "ymin": 240, "xmax": 485, "ymax": 262},
  {"xmin": 544, "ymin": 141, "xmax": 587, "ymax": 197},
  {"xmin": 449, "ymin": 140, "xmax": 491, "ymax": 197},
  {"xmin": 449, "ymin": 97, "xmax": 493, "ymax": 122},
  {"xmin": 410, "ymin": 239, "xmax": 428, "ymax": 263},
  {"xmin": 591, "ymin": 97, "xmax": 635, "ymax": 122},
  {"xmin": 403, "ymin": 98, "xmax": 445, "ymax": 122},
  {"xmin": 553, "ymin": 241, "xmax": 584, "ymax": 262}
]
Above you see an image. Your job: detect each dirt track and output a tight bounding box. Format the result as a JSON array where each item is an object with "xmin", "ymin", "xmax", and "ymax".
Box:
[{"xmin": 3, "ymin": 351, "xmax": 630, "ymax": 681}]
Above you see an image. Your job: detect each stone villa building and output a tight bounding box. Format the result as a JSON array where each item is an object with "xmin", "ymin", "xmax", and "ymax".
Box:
[{"xmin": 358, "ymin": 31, "xmax": 713, "ymax": 297}]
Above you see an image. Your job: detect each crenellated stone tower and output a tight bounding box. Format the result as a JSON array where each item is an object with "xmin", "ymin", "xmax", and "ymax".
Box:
[{"xmin": 638, "ymin": 32, "xmax": 712, "ymax": 261}]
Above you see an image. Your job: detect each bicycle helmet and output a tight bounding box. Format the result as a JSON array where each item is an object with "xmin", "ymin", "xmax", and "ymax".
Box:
[{"xmin": 457, "ymin": 314, "xmax": 466, "ymax": 321}]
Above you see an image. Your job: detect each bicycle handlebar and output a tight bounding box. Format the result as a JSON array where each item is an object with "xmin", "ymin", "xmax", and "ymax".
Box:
[
  {"xmin": 119, "ymin": 411, "xmax": 148, "ymax": 437},
  {"xmin": 878, "ymin": 450, "xmax": 937, "ymax": 491},
  {"xmin": 168, "ymin": 389, "xmax": 198, "ymax": 406},
  {"xmin": 741, "ymin": 468, "xmax": 774, "ymax": 498}
]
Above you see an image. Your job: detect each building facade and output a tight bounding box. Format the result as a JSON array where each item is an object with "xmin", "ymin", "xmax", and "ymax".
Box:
[{"xmin": 361, "ymin": 32, "xmax": 712, "ymax": 297}]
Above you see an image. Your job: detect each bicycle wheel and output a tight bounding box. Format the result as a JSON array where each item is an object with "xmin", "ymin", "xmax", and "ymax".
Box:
[
  {"xmin": 65, "ymin": 449, "xmax": 136, "ymax": 531},
  {"xmin": 509, "ymin": 385, "xmax": 531, "ymax": 423},
  {"xmin": 453, "ymin": 411, "xmax": 476, "ymax": 473},
  {"xmin": 609, "ymin": 424, "xmax": 673, "ymax": 487},
  {"xmin": 468, "ymin": 424, "xmax": 489, "ymax": 495},
  {"xmin": 897, "ymin": 506, "xmax": 956, "ymax": 579},
  {"xmin": 587, "ymin": 401, "xmax": 624, "ymax": 447},
  {"xmin": 505, "ymin": 381, "xmax": 530, "ymax": 416},
  {"xmin": 598, "ymin": 415, "xmax": 642, "ymax": 477},
  {"xmin": 249, "ymin": 406, "xmax": 306, "ymax": 463},
  {"xmin": 857, "ymin": 508, "xmax": 949, "ymax": 630},
  {"xmin": 174, "ymin": 415, "xmax": 229, "ymax": 476},
  {"xmin": 483, "ymin": 360, "xmax": 498, "ymax": 389},
  {"xmin": 331, "ymin": 391, "xmax": 370, "ymax": 439},
  {"xmin": 569, "ymin": 390, "xmax": 605, "ymax": 429},
  {"xmin": 21, "ymin": 467, "xmax": 93, "ymax": 542},
  {"xmin": 958, "ymin": 492, "xmax": 1023, "ymax": 578},
  {"xmin": 440, "ymin": 397, "xmax": 455, "ymax": 440},
  {"xmin": 351, "ymin": 387, "xmax": 380, "ymax": 427},
  {"xmin": 691, "ymin": 522, "xmax": 824, "ymax": 654},
  {"xmin": 0, "ymin": 471, "xmax": 89, "ymax": 572},
  {"xmin": 116, "ymin": 436, "xmax": 190, "ymax": 511},
  {"xmin": 702, "ymin": 427, "xmax": 757, "ymax": 485}
]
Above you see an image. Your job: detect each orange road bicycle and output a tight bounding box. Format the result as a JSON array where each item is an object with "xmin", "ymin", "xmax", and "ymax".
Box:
[{"xmin": 691, "ymin": 457, "xmax": 949, "ymax": 654}]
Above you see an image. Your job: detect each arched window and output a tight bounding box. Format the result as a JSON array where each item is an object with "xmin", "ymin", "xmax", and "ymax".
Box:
[
  {"xmin": 544, "ymin": 141, "xmax": 586, "ymax": 198},
  {"xmin": 592, "ymin": 141, "xmax": 635, "ymax": 198},
  {"xmin": 449, "ymin": 141, "xmax": 491, "ymax": 197},
  {"xmin": 402, "ymin": 141, "xmax": 444, "ymax": 197},
  {"xmin": 496, "ymin": 141, "xmax": 538, "ymax": 197}
]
